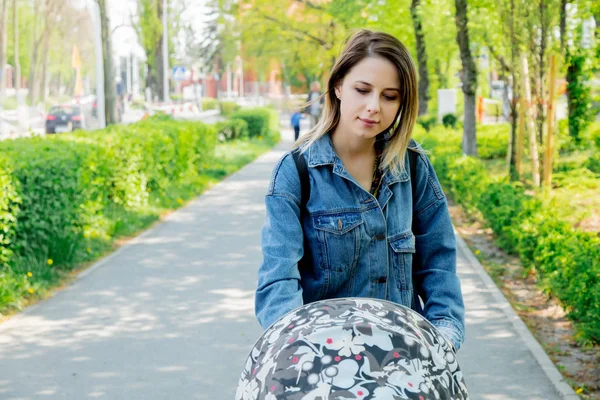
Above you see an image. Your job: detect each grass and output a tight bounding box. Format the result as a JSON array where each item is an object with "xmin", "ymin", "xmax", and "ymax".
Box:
[{"xmin": 0, "ymin": 135, "xmax": 279, "ymax": 321}]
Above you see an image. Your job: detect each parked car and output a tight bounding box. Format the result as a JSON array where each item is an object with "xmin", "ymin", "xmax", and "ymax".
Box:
[{"xmin": 45, "ymin": 105, "xmax": 85, "ymax": 134}]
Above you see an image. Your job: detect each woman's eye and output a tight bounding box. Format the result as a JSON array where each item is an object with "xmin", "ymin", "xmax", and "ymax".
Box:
[
  {"xmin": 384, "ymin": 95, "xmax": 398, "ymax": 101},
  {"xmin": 355, "ymin": 88, "xmax": 369, "ymax": 94}
]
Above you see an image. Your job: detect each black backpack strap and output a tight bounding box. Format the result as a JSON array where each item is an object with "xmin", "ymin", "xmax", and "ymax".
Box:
[
  {"xmin": 408, "ymin": 145, "xmax": 423, "ymax": 312},
  {"xmin": 408, "ymin": 148, "xmax": 418, "ymax": 205},
  {"xmin": 292, "ymin": 149, "xmax": 311, "ymax": 274},
  {"xmin": 292, "ymin": 149, "xmax": 310, "ymax": 211}
]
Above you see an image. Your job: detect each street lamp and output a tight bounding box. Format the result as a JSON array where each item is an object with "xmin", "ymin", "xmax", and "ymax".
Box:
[{"xmin": 87, "ymin": 0, "xmax": 106, "ymax": 128}]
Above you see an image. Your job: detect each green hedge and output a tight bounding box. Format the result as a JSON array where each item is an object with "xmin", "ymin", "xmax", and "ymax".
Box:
[
  {"xmin": 202, "ymin": 98, "xmax": 219, "ymax": 111},
  {"xmin": 0, "ymin": 115, "xmax": 218, "ymax": 312},
  {"xmin": 415, "ymin": 128, "xmax": 600, "ymax": 343},
  {"xmin": 215, "ymin": 119, "xmax": 249, "ymax": 142},
  {"xmin": 219, "ymin": 101, "xmax": 241, "ymax": 117},
  {"xmin": 231, "ymin": 107, "xmax": 277, "ymax": 138}
]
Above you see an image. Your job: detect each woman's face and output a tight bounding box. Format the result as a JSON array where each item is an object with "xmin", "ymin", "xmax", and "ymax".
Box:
[{"xmin": 334, "ymin": 56, "xmax": 401, "ymax": 141}]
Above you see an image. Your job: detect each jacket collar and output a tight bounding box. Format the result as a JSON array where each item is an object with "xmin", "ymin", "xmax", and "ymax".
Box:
[{"xmin": 307, "ymin": 133, "xmax": 409, "ymax": 184}]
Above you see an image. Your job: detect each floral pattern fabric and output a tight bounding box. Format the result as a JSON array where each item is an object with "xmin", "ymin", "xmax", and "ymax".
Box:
[{"xmin": 237, "ymin": 298, "xmax": 469, "ymax": 400}]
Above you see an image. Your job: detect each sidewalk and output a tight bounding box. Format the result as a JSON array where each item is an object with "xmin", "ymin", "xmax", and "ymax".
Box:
[{"xmin": 0, "ymin": 125, "xmax": 576, "ymax": 399}]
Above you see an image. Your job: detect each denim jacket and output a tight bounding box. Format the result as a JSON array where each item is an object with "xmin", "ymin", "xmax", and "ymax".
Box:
[{"xmin": 255, "ymin": 133, "xmax": 465, "ymax": 350}]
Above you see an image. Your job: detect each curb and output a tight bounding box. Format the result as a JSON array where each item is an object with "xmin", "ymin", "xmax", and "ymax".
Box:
[{"xmin": 454, "ymin": 231, "xmax": 580, "ymax": 399}]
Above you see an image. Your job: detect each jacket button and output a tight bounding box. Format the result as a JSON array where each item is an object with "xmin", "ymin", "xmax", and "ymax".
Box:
[
  {"xmin": 375, "ymin": 277, "xmax": 387, "ymax": 284},
  {"xmin": 375, "ymin": 233, "xmax": 385, "ymax": 241}
]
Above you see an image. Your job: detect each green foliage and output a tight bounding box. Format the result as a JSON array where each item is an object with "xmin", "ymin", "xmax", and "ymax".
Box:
[
  {"xmin": 215, "ymin": 119, "xmax": 249, "ymax": 142},
  {"xmin": 417, "ymin": 114, "xmax": 438, "ymax": 132},
  {"xmin": 565, "ymin": 42, "xmax": 594, "ymax": 144},
  {"xmin": 477, "ymin": 124, "xmax": 509, "ymax": 160},
  {"xmin": 421, "ymin": 128, "xmax": 600, "ymax": 343},
  {"xmin": 0, "ymin": 159, "xmax": 20, "ymax": 268},
  {"xmin": 219, "ymin": 101, "xmax": 241, "ymax": 117},
  {"xmin": 202, "ymin": 98, "xmax": 219, "ymax": 111},
  {"xmin": 0, "ymin": 114, "xmax": 280, "ymax": 316},
  {"xmin": 230, "ymin": 108, "xmax": 274, "ymax": 138},
  {"xmin": 442, "ymin": 113, "xmax": 458, "ymax": 129},
  {"xmin": 586, "ymin": 153, "xmax": 600, "ymax": 174}
]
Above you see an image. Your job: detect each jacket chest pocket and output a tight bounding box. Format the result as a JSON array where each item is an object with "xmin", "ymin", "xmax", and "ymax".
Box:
[
  {"xmin": 313, "ymin": 212, "xmax": 363, "ymax": 272},
  {"xmin": 389, "ymin": 231, "xmax": 415, "ymax": 291}
]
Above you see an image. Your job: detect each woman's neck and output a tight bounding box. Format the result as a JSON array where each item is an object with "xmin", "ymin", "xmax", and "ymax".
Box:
[{"xmin": 330, "ymin": 126, "xmax": 376, "ymax": 161}]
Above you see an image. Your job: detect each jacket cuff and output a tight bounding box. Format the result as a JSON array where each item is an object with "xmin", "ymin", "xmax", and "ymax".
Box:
[{"xmin": 431, "ymin": 320, "xmax": 464, "ymax": 352}]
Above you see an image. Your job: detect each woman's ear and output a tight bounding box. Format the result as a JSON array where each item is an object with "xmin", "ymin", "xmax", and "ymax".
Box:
[{"xmin": 334, "ymin": 86, "xmax": 342, "ymax": 100}]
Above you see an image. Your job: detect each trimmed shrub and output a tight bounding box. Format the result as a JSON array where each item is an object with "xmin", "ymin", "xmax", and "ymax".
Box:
[
  {"xmin": 417, "ymin": 114, "xmax": 437, "ymax": 132},
  {"xmin": 477, "ymin": 124, "xmax": 509, "ymax": 160},
  {"xmin": 420, "ymin": 127, "xmax": 600, "ymax": 343},
  {"xmin": 219, "ymin": 101, "xmax": 241, "ymax": 117},
  {"xmin": 231, "ymin": 108, "xmax": 273, "ymax": 138},
  {"xmin": 442, "ymin": 113, "xmax": 458, "ymax": 129},
  {"xmin": 215, "ymin": 119, "xmax": 249, "ymax": 142},
  {"xmin": 202, "ymin": 98, "xmax": 219, "ymax": 111}
]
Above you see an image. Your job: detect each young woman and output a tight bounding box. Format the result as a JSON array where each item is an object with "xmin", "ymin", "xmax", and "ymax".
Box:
[{"xmin": 255, "ymin": 29, "xmax": 465, "ymax": 352}]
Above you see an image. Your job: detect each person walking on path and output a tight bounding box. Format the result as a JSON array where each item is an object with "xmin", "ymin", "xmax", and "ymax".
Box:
[
  {"xmin": 290, "ymin": 110, "xmax": 304, "ymax": 141},
  {"xmin": 255, "ymin": 29, "xmax": 465, "ymax": 354}
]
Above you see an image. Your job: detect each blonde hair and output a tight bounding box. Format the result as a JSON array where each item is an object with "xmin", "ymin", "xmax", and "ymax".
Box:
[{"xmin": 295, "ymin": 29, "xmax": 419, "ymax": 176}]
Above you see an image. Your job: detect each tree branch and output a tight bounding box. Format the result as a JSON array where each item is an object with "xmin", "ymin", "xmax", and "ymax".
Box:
[
  {"xmin": 259, "ymin": 12, "xmax": 330, "ymax": 49},
  {"xmin": 294, "ymin": 0, "xmax": 324, "ymax": 11}
]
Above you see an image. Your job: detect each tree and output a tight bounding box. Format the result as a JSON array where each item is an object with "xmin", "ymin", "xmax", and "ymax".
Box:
[
  {"xmin": 98, "ymin": 0, "xmax": 116, "ymax": 124},
  {"xmin": 562, "ymin": 1, "xmax": 595, "ymax": 144},
  {"xmin": 135, "ymin": 0, "xmax": 173, "ymax": 101},
  {"xmin": 0, "ymin": 0, "xmax": 7, "ymax": 101},
  {"xmin": 455, "ymin": 0, "xmax": 478, "ymax": 156},
  {"xmin": 411, "ymin": 0, "xmax": 431, "ymax": 115},
  {"xmin": 12, "ymin": 0, "xmax": 20, "ymax": 103}
]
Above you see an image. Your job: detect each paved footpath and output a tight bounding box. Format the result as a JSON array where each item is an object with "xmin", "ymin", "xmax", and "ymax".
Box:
[{"xmin": 0, "ymin": 122, "xmax": 577, "ymax": 399}]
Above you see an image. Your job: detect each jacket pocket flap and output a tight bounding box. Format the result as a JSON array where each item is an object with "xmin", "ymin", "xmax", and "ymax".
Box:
[
  {"xmin": 313, "ymin": 212, "xmax": 363, "ymax": 235},
  {"xmin": 389, "ymin": 232, "xmax": 415, "ymax": 253}
]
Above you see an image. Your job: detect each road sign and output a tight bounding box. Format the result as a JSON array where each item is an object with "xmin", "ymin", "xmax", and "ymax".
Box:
[{"xmin": 172, "ymin": 66, "xmax": 187, "ymax": 81}]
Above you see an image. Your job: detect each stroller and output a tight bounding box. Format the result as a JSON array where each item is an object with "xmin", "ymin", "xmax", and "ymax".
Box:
[{"xmin": 237, "ymin": 298, "xmax": 469, "ymax": 399}]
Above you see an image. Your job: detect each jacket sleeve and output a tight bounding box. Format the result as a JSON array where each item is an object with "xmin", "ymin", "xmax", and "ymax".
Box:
[
  {"xmin": 411, "ymin": 150, "xmax": 466, "ymax": 351},
  {"xmin": 255, "ymin": 153, "xmax": 305, "ymax": 329}
]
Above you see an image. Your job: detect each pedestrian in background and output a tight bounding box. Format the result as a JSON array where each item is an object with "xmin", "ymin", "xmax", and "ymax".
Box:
[{"xmin": 290, "ymin": 110, "xmax": 304, "ymax": 141}]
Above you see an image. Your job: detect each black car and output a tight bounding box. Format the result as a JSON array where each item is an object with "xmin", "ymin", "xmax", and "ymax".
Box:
[{"xmin": 45, "ymin": 105, "xmax": 85, "ymax": 134}]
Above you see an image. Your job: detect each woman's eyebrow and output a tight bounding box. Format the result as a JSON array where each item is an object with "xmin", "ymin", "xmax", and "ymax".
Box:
[{"xmin": 355, "ymin": 81, "xmax": 400, "ymax": 92}]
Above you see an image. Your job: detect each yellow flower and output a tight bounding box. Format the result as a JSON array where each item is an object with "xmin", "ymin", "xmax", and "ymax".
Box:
[
  {"xmin": 576, "ymin": 388, "xmax": 584, "ymax": 394},
  {"xmin": 177, "ymin": 198, "xmax": 183, "ymax": 204},
  {"xmin": 474, "ymin": 250, "xmax": 481, "ymax": 255},
  {"xmin": 28, "ymin": 288, "xmax": 34, "ymax": 294},
  {"xmin": 27, "ymin": 272, "xmax": 33, "ymax": 277},
  {"xmin": 47, "ymin": 259, "xmax": 53, "ymax": 265}
]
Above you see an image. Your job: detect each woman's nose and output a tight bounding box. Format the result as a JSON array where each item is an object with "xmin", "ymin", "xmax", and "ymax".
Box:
[{"xmin": 366, "ymin": 94, "xmax": 380, "ymax": 113}]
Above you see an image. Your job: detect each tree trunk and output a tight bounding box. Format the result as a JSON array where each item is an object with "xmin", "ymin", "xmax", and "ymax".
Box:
[
  {"xmin": 13, "ymin": 0, "xmax": 20, "ymax": 100},
  {"xmin": 560, "ymin": 0, "xmax": 567, "ymax": 53},
  {"xmin": 98, "ymin": 0, "xmax": 117, "ymax": 124},
  {"xmin": 508, "ymin": 0, "xmax": 519, "ymax": 181},
  {"xmin": 0, "ymin": 0, "xmax": 7, "ymax": 100},
  {"xmin": 145, "ymin": 62, "xmax": 157, "ymax": 100},
  {"xmin": 521, "ymin": 54, "xmax": 540, "ymax": 186},
  {"xmin": 536, "ymin": 0, "xmax": 548, "ymax": 146},
  {"xmin": 40, "ymin": 36, "xmax": 50, "ymax": 102},
  {"xmin": 155, "ymin": 0, "xmax": 165, "ymax": 101},
  {"xmin": 455, "ymin": 0, "xmax": 478, "ymax": 156},
  {"xmin": 411, "ymin": 0, "xmax": 430, "ymax": 116}
]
